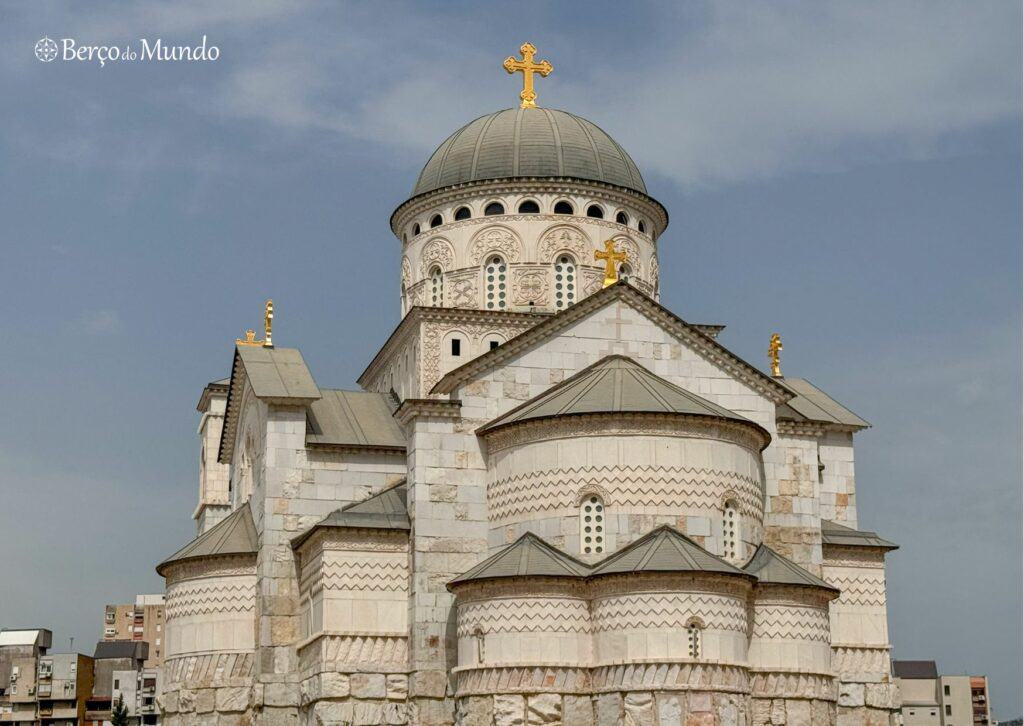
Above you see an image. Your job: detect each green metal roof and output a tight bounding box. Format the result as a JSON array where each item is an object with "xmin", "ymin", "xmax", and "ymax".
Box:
[
  {"xmin": 292, "ymin": 481, "xmax": 410, "ymax": 549},
  {"xmin": 778, "ymin": 377, "xmax": 869, "ymax": 429},
  {"xmin": 412, "ymin": 108, "xmax": 646, "ymax": 197},
  {"xmin": 234, "ymin": 346, "xmax": 321, "ymax": 403},
  {"xmin": 157, "ymin": 502, "xmax": 257, "ymax": 575},
  {"xmin": 479, "ymin": 355, "xmax": 766, "ymax": 445},
  {"xmin": 306, "ymin": 389, "xmax": 406, "ymax": 450},
  {"xmin": 821, "ymin": 519, "xmax": 898, "ymax": 550},
  {"xmin": 743, "ymin": 544, "xmax": 838, "ymax": 592},
  {"xmin": 449, "ymin": 532, "xmax": 591, "ymax": 586},
  {"xmin": 589, "ymin": 525, "xmax": 750, "ymax": 578}
]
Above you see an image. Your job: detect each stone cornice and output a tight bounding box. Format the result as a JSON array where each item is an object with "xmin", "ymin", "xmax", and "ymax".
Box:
[
  {"xmin": 391, "ymin": 177, "xmax": 669, "ymax": 239},
  {"xmin": 394, "ymin": 397, "xmax": 463, "ymax": 425},
  {"xmin": 432, "ymin": 282, "xmax": 794, "ymax": 405}
]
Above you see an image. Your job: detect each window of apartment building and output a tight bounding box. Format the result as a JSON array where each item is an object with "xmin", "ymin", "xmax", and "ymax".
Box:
[
  {"xmin": 945, "ymin": 685, "xmax": 951, "ymax": 696},
  {"xmin": 946, "ymin": 705, "xmax": 952, "ymax": 716}
]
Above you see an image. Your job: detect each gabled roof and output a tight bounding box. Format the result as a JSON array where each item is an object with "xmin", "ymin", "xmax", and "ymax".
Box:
[
  {"xmin": 778, "ymin": 377, "xmax": 869, "ymax": 429},
  {"xmin": 307, "ymin": 389, "xmax": 405, "ymax": 451},
  {"xmin": 744, "ymin": 545, "xmax": 838, "ymax": 592},
  {"xmin": 292, "ymin": 481, "xmax": 410, "ymax": 549},
  {"xmin": 157, "ymin": 502, "xmax": 257, "ymax": 576},
  {"xmin": 430, "ymin": 281, "xmax": 794, "ymax": 405},
  {"xmin": 821, "ymin": 519, "xmax": 898, "ymax": 550},
  {"xmin": 589, "ymin": 525, "xmax": 751, "ymax": 578},
  {"xmin": 448, "ymin": 532, "xmax": 591, "ymax": 586},
  {"xmin": 93, "ymin": 641, "xmax": 148, "ymax": 661},
  {"xmin": 220, "ymin": 345, "xmax": 321, "ymax": 463},
  {"xmin": 892, "ymin": 660, "xmax": 939, "ymax": 679},
  {"xmin": 478, "ymin": 355, "xmax": 768, "ymax": 447}
]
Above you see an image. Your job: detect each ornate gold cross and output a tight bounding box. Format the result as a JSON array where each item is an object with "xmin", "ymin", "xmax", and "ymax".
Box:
[
  {"xmin": 503, "ymin": 42, "xmax": 553, "ymax": 109},
  {"xmin": 236, "ymin": 299, "xmax": 274, "ymax": 347},
  {"xmin": 768, "ymin": 333, "xmax": 783, "ymax": 377},
  {"xmin": 595, "ymin": 240, "xmax": 627, "ymax": 288}
]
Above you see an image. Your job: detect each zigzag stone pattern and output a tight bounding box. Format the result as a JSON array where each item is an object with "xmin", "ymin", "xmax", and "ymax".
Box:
[
  {"xmin": 322, "ymin": 558, "xmax": 407, "ymax": 593},
  {"xmin": 825, "ymin": 571, "xmax": 887, "ymax": 607},
  {"xmin": 488, "ymin": 464, "xmax": 762, "ymax": 523},
  {"xmin": 591, "ymin": 593, "xmax": 747, "ymax": 633},
  {"xmin": 752, "ymin": 605, "xmax": 831, "ymax": 642},
  {"xmin": 165, "ymin": 577, "xmax": 256, "ymax": 617},
  {"xmin": 458, "ymin": 598, "xmax": 591, "ymax": 636}
]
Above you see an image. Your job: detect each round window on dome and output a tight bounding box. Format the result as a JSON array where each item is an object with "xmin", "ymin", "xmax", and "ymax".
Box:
[
  {"xmin": 517, "ymin": 200, "xmax": 540, "ymax": 214},
  {"xmin": 412, "ymin": 223, "xmax": 421, "ymax": 236},
  {"xmin": 615, "ymin": 211, "xmax": 629, "ymax": 225},
  {"xmin": 586, "ymin": 205, "xmax": 604, "ymax": 219},
  {"xmin": 454, "ymin": 206, "xmax": 471, "ymax": 221},
  {"xmin": 484, "ymin": 202, "xmax": 505, "ymax": 216},
  {"xmin": 638, "ymin": 220, "xmax": 647, "ymax": 234},
  {"xmin": 430, "ymin": 214, "xmax": 443, "ymax": 228},
  {"xmin": 554, "ymin": 200, "xmax": 574, "ymax": 215}
]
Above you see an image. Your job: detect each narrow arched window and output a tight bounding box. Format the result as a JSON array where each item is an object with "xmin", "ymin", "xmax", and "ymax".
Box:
[
  {"xmin": 554, "ymin": 255, "xmax": 576, "ymax": 310},
  {"xmin": 554, "ymin": 200, "xmax": 574, "ymax": 215},
  {"xmin": 518, "ymin": 200, "xmax": 540, "ymax": 214},
  {"xmin": 580, "ymin": 495, "xmax": 605, "ymax": 554},
  {"xmin": 586, "ymin": 204, "xmax": 604, "ymax": 219},
  {"xmin": 430, "ymin": 267, "xmax": 443, "ymax": 307},
  {"xmin": 484, "ymin": 202, "xmax": 504, "ymax": 216},
  {"xmin": 400, "ymin": 283, "xmax": 408, "ymax": 315},
  {"xmin": 412, "ymin": 223, "xmax": 421, "ymax": 236},
  {"xmin": 723, "ymin": 501, "xmax": 738, "ymax": 561},
  {"xmin": 687, "ymin": 623, "xmax": 702, "ymax": 657},
  {"xmin": 430, "ymin": 214, "xmax": 443, "ymax": 228},
  {"xmin": 618, "ymin": 263, "xmax": 632, "ymax": 284},
  {"xmin": 454, "ymin": 206, "xmax": 472, "ymax": 221},
  {"xmin": 484, "ymin": 256, "xmax": 507, "ymax": 309},
  {"xmin": 615, "ymin": 211, "xmax": 629, "ymax": 225},
  {"xmin": 637, "ymin": 220, "xmax": 647, "ymax": 234}
]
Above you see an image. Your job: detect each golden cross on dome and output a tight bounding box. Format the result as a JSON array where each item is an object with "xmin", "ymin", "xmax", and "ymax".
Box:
[
  {"xmin": 503, "ymin": 42, "xmax": 553, "ymax": 109},
  {"xmin": 594, "ymin": 240, "xmax": 627, "ymax": 288},
  {"xmin": 768, "ymin": 333, "xmax": 783, "ymax": 377},
  {"xmin": 236, "ymin": 299, "xmax": 274, "ymax": 348}
]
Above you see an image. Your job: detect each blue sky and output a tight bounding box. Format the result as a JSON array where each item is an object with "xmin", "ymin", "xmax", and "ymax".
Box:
[{"xmin": 0, "ymin": 0, "xmax": 1020, "ymax": 715}]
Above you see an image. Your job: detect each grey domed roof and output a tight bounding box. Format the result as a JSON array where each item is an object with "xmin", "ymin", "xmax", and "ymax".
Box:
[{"xmin": 413, "ymin": 108, "xmax": 647, "ymax": 197}]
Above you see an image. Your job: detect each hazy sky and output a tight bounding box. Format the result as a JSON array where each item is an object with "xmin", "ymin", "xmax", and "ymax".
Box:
[{"xmin": 0, "ymin": 0, "xmax": 1020, "ymax": 715}]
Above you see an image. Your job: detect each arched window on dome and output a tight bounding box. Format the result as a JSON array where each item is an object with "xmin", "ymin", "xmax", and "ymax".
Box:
[
  {"xmin": 484, "ymin": 202, "xmax": 505, "ymax": 216},
  {"xmin": 517, "ymin": 200, "xmax": 540, "ymax": 214},
  {"xmin": 430, "ymin": 213, "xmax": 443, "ymax": 228},
  {"xmin": 615, "ymin": 211, "xmax": 629, "ymax": 225},
  {"xmin": 429, "ymin": 266, "xmax": 444, "ymax": 307},
  {"xmin": 618, "ymin": 262, "xmax": 632, "ymax": 285},
  {"xmin": 687, "ymin": 621, "xmax": 702, "ymax": 658},
  {"xmin": 637, "ymin": 220, "xmax": 647, "ymax": 234},
  {"xmin": 554, "ymin": 200, "xmax": 574, "ymax": 215},
  {"xmin": 722, "ymin": 500, "xmax": 739, "ymax": 561},
  {"xmin": 454, "ymin": 206, "xmax": 472, "ymax": 221},
  {"xmin": 554, "ymin": 254, "xmax": 576, "ymax": 310},
  {"xmin": 484, "ymin": 256, "xmax": 507, "ymax": 309},
  {"xmin": 412, "ymin": 223, "xmax": 421, "ymax": 236},
  {"xmin": 586, "ymin": 204, "xmax": 604, "ymax": 219},
  {"xmin": 580, "ymin": 494, "xmax": 605, "ymax": 554}
]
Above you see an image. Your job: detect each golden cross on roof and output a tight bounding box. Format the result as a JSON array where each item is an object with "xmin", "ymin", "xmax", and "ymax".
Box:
[
  {"xmin": 503, "ymin": 42, "xmax": 553, "ymax": 109},
  {"xmin": 236, "ymin": 299, "xmax": 274, "ymax": 348},
  {"xmin": 595, "ymin": 240, "xmax": 627, "ymax": 288},
  {"xmin": 768, "ymin": 333, "xmax": 783, "ymax": 377}
]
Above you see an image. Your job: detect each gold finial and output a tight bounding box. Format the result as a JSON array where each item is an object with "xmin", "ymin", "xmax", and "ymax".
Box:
[
  {"xmin": 236, "ymin": 299, "xmax": 275, "ymax": 348},
  {"xmin": 503, "ymin": 42, "xmax": 553, "ymax": 109},
  {"xmin": 768, "ymin": 333, "xmax": 783, "ymax": 377},
  {"xmin": 594, "ymin": 240, "xmax": 627, "ymax": 288}
]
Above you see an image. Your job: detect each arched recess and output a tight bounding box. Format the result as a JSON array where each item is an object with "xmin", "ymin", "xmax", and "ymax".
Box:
[
  {"xmin": 537, "ymin": 223, "xmax": 591, "ymax": 263},
  {"xmin": 419, "ymin": 237, "xmax": 456, "ymax": 277},
  {"xmin": 468, "ymin": 225, "xmax": 523, "ymax": 265},
  {"xmin": 611, "ymin": 235, "xmax": 642, "ymax": 278}
]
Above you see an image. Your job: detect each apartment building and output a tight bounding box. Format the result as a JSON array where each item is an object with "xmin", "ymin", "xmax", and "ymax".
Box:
[
  {"xmin": 101, "ymin": 596, "xmax": 165, "ymax": 668},
  {"xmin": 894, "ymin": 661, "xmax": 996, "ymax": 726},
  {"xmin": 35, "ymin": 653, "xmax": 92, "ymax": 726},
  {"xmin": 85, "ymin": 642, "xmax": 159, "ymax": 726},
  {"xmin": 0, "ymin": 629, "xmax": 52, "ymax": 726}
]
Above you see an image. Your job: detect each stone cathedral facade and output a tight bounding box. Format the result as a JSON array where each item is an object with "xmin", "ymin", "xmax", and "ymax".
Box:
[{"xmin": 157, "ymin": 47, "xmax": 902, "ymax": 726}]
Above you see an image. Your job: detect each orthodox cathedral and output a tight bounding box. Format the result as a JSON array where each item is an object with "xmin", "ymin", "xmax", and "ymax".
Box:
[{"xmin": 157, "ymin": 45, "xmax": 901, "ymax": 726}]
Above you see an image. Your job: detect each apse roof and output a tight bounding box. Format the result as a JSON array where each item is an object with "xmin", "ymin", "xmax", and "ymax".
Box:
[
  {"xmin": 589, "ymin": 525, "xmax": 750, "ymax": 578},
  {"xmin": 156, "ymin": 502, "xmax": 257, "ymax": 575},
  {"xmin": 743, "ymin": 544, "xmax": 838, "ymax": 592},
  {"xmin": 448, "ymin": 532, "xmax": 591, "ymax": 586},
  {"xmin": 412, "ymin": 108, "xmax": 647, "ymax": 198},
  {"xmin": 292, "ymin": 481, "xmax": 410, "ymax": 549},
  {"xmin": 478, "ymin": 355, "xmax": 765, "ymax": 443},
  {"xmin": 821, "ymin": 519, "xmax": 898, "ymax": 550}
]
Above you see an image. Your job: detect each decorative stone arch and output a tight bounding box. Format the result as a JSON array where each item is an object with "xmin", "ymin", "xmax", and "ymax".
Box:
[
  {"xmin": 612, "ymin": 234, "xmax": 642, "ymax": 277},
  {"xmin": 649, "ymin": 254, "xmax": 660, "ymax": 293},
  {"xmin": 538, "ymin": 223, "xmax": 591, "ymax": 263},
  {"xmin": 420, "ymin": 237, "xmax": 456, "ymax": 277},
  {"xmin": 468, "ymin": 225, "xmax": 522, "ymax": 265},
  {"xmin": 574, "ymin": 483, "xmax": 612, "ymax": 507},
  {"xmin": 684, "ymin": 615, "xmax": 706, "ymax": 630},
  {"xmin": 478, "ymin": 330, "xmax": 508, "ymax": 354},
  {"xmin": 401, "ymin": 256, "xmax": 413, "ymax": 289}
]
